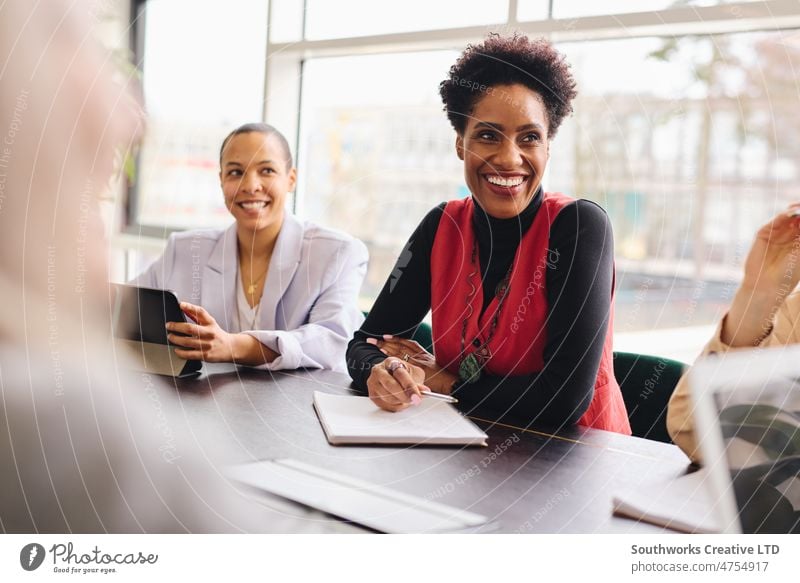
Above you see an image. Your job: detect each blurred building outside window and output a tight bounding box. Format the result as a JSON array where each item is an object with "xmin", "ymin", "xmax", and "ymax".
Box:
[{"xmin": 118, "ymin": 0, "xmax": 800, "ymax": 360}]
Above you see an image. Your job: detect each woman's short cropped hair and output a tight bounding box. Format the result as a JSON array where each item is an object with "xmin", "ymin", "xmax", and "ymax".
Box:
[{"xmin": 219, "ymin": 123, "xmax": 293, "ymax": 169}]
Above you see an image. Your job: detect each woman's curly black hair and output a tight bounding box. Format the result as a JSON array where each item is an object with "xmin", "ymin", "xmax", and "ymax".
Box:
[{"xmin": 439, "ymin": 34, "xmax": 577, "ymax": 138}]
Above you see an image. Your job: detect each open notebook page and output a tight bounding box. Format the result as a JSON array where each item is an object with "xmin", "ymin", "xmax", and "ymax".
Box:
[
  {"xmin": 313, "ymin": 391, "xmax": 488, "ymax": 446},
  {"xmin": 612, "ymin": 468, "xmax": 722, "ymax": 533}
]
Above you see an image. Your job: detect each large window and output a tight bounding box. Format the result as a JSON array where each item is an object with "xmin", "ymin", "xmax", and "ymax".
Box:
[
  {"xmin": 123, "ymin": 0, "xmax": 800, "ymax": 353},
  {"xmin": 548, "ymin": 31, "xmax": 798, "ymax": 332},
  {"xmin": 294, "ymin": 24, "xmax": 800, "ymax": 332},
  {"xmin": 297, "ymin": 51, "xmax": 461, "ymax": 303},
  {"xmin": 131, "ymin": 0, "xmax": 268, "ymax": 233}
]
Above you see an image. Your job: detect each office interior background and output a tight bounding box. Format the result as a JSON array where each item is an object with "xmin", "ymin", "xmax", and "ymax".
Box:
[{"xmin": 96, "ymin": 0, "xmax": 800, "ymax": 363}]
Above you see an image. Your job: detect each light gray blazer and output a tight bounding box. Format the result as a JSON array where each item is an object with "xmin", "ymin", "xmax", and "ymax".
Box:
[{"xmin": 133, "ymin": 213, "xmax": 368, "ymax": 372}]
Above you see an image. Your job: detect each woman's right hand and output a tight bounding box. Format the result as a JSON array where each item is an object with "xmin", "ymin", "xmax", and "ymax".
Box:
[
  {"xmin": 741, "ymin": 204, "xmax": 800, "ymax": 293},
  {"xmin": 366, "ymin": 357, "xmax": 427, "ymax": 412},
  {"xmin": 724, "ymin": 204, "xmax": 800, "ymax": 346}
]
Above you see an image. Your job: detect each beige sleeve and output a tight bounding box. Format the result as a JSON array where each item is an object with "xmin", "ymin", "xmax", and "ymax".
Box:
[
  {"xmin": 762, "ymin": 291, "xmax": 800, "ymax": 348},
  {"xmin": 666, "ymin": 293, "xmax": 800, "ymax": 464},
  {"xmin": 666, "ymin": 318, "xmax": 731, "ymax": 464}
]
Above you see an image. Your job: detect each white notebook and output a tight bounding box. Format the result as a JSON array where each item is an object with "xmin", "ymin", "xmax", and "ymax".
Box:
[
  {"xmin": 612, "ymin": 468, "xmax": 722, "ymax": 533},
  {"xmin": 312, "ymin": 391, "xmax": 488, "ymax": 446}
]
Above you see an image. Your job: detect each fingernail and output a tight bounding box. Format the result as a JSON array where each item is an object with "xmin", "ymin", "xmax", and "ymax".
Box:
[
  {"xmin": 410, "ymin": 394, "xmax": 421, "ymax": 406},
  {"xmin": 383, "ymin": 334, "xmax": 393, "ymax": 340},
  {"xmin": 165, "ymin": 323, "xmax": 171, "ymax": 330},
  {"xmin": 366, "ymin": 337, "xmax": 378, "ymax": 345},
  {"xmin": 380, "ymin": 349, "xmax": 388, "ymax": 354}
]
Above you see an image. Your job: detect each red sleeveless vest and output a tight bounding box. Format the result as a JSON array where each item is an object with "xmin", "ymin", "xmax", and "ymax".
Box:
[{"xmin": 430, "ymin": 194, "xmax": 631, "ymax": 434}]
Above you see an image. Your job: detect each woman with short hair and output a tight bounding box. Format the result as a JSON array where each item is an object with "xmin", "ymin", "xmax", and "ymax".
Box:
[{"xmin": 134, "ymin": 123, "xmax": 368, "ymax": 372}]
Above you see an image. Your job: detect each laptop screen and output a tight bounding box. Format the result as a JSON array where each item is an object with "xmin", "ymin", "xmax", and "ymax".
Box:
[
  {"xmin": 705, "ymin": 363, "xmax": 800, "ymax": 533},
  {"xmin": 692, "ymin": 348, "xmax": 800, "ymax": 533}
]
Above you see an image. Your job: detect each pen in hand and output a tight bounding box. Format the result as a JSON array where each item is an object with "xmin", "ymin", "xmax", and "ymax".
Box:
[{"xmin": 420, "ymin": 390, "xmax": 458, "ymax": 404}]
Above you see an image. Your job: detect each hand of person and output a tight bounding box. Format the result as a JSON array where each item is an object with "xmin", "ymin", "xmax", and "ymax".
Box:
[
  {"xmin": 166, "ymin": 302, "xmax": 239, "ymax": 362},
  {"xmin": 724, "ymin": 205, "xmax": 800, "ymax": 346},
  {"xmin": 367, "ymin": 336, "xmax": 458, "ymax": 394},
  {"xmin": 366, "ymin": 356, "xmax": 427, "ymax": 412},
  {"xmin": 741, "ymin": 204, "xmax": 800, "ymax": 294}
]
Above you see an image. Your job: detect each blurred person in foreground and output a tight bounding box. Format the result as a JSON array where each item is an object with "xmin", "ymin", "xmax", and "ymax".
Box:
[
  {"xmin": 668, "ymin": 205, "xmax": 800, "ymax": 464},
  {"xmin": 0, "ymin": 0, "xmax": 321, "ymax": 532}
]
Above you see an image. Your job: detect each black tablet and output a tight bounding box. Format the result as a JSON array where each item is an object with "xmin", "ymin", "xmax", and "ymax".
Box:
[{"xmin": 112, "ymin": 284, "xmax": 202, "ymax": 377}]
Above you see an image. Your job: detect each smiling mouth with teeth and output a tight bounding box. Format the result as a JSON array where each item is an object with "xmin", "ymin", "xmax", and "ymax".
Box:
[
  {"xmin": 238, "ymin": 201, "xmax": 270, "ymax": 210},
  {"xmin": 486, "ymin": 175, "xmax": 526, "ymax": 187}
]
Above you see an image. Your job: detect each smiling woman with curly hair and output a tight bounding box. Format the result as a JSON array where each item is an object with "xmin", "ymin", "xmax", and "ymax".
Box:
[{"xmin": 346, "ymin": 34, "xmax": 631, "ymax": 434}]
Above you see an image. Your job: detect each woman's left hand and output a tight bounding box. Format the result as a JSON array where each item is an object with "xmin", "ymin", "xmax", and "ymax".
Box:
[
  {"xmin": 368, "ymin": 336, "xmax": 457, "ymax": 394},
  {"xmin": 166, "ymin": 302, "xmax": 238, "ymax": 362}
]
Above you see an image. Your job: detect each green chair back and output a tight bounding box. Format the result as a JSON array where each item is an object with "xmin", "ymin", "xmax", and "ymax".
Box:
[
  {"xmin": 410, "ymin": 321, "xmax": 433, "ymax": 353},
  {"xmin": 613, "ymin": 351, "xmax": 688, "ymax": 444}
]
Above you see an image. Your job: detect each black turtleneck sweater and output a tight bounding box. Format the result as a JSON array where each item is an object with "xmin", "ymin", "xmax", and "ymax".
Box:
[{"xmin": 346, "ymin": 190, "xmax": 615, "ymax": 431}]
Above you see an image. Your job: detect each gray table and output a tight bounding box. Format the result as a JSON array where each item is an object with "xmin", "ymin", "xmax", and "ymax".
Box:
[{"xmin": 173, "ymin": 364, "xmax": 691, "ymax": 533}]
